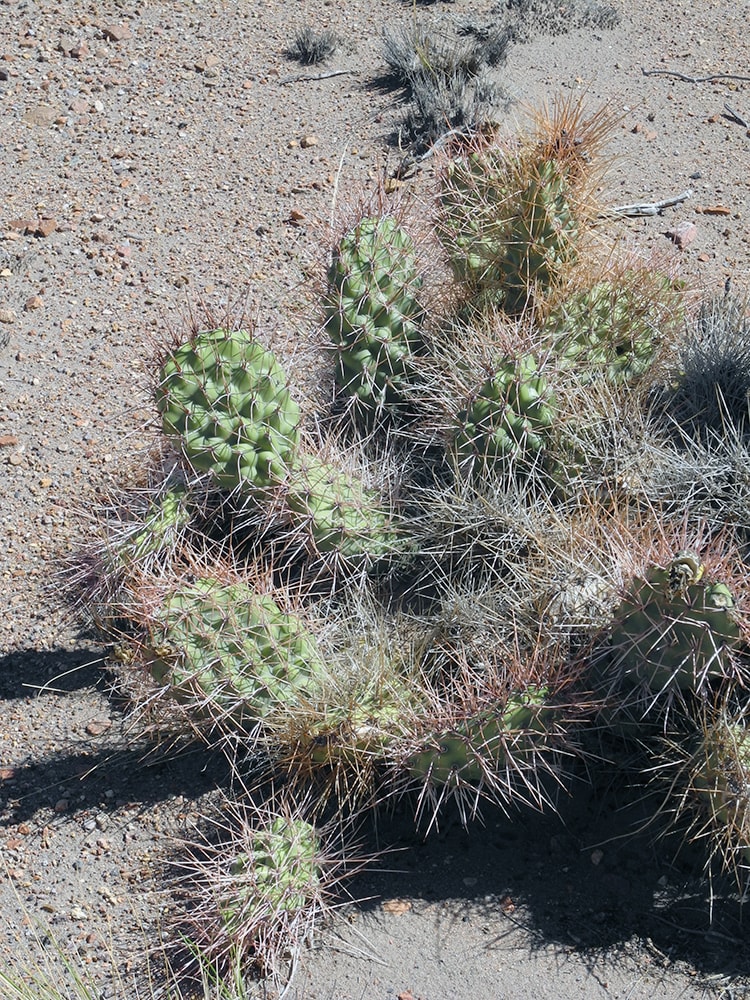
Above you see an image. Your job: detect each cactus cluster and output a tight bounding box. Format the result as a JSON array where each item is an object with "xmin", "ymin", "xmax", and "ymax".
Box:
[{"xmin": 73, "ymin": 96, "xmax": 750, "ymax": 990}]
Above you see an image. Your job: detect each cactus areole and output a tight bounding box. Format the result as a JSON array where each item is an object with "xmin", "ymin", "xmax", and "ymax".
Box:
[
  {"xmin": 156, "ymin": 328, "xmax": 301, "ymax": 491},
  {"xmin": 610, "ymin": 551, "xmax": 741, "ymax": 693}
]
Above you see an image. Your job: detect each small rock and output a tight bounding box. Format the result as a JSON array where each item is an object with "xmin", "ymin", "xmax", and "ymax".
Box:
[
  {"xmin": 102, "ymin": 23, "xmax": 132, "ymax": 42},
  {"xmin": 8, "ymin": 452, "xmax": 24, "ymax": 466},
  {"xmin": 591, "ymin": 848, "xmax": 604, "ymax": 866},
  {"xmin": 34, "ymin": 218, "xmax": 57, "ymax": 238},
  {"xmin": 667, "ymin": 221, "xmax": 697, "ymax": 250},
  {"xmin": 24, "ymin": 295, "xmax": 44, "ymax": 311},
  {"xmin": 70, "ymin": 906, "xmax": 87, "ymax": 921},
  {"xmin": 85, "ymin": 718, "xmax": 111, "ymax": 736},
  {"xmin": 0, "ymin": 308, "xmax": 16, "ymax": 323},
  {"xmin": 300, "ymin": 134, "xmax": 318, "ymax": 149},
  {"xmin": 69, "ymin": 98, "xmax": 89, "ymax": 114},
  {"xmin": 24, "ymin": 105, "xmax": 57, "ymax": 126},
  {"xmin": 0, "ymin": 435, "xmax": 18, "ymax": 447},
  {"xmin": 54, "ymin": 798, "xmax": 69, "ymax": 813}
]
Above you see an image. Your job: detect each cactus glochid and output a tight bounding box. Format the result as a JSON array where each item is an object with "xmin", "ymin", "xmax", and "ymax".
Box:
[
  {"xmin": 325, "ymin": 215, "xmax": 425, "ymax": 416},
  {"xmin": 609, "ymin": 551, "xmax": 741, "ymax": 695},
  {"xmin": 156, "ymin": 328, "xmax": 301, "ymax": 491},
  {"xmin": 145, "ymin": 576, "xmax": 326, "ymax": 727}
]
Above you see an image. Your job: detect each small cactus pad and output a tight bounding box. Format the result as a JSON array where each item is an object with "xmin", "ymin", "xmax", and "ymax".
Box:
[
  {"xmin": 220, "ymin": 816, "xmax": 320, "ymax": 935},
  {"xmin": 286, "ymin": 455, "xmax": 401, "ymax": 563},
  {"xmin": 609, "ymin": 551, "xmax": 741, "ymax": 695},
  {"xmin": 156, "ymin": 328, "xmax": 301, "ymax": 491},
  {"xmin": 688, "ymin": 715, "xmax": 750, "ymax": 868},
  {"xmin": 440, "ymin": 152, "xmax": 579, "ymax": 315},
  {"xmin": 146, "ymin": 577, "xmax": 326, "ymax": 726},
  {"xmin": 454, "ymin": 355, "xmax": 556, "ymax": 473},
  {"xmin": 325, "ymin": 215, "xmax": 425, "ymax": 416},
  {"xmin": 407, "ymin": 687, "xmax": 552, "ymax": 786},
  {"xmin": 543, "ymin": 273, "xmax": 681, "ymax": 384},
  {"xmin": 497, "ymin": 158, "xmax": 579, "ymax": 316}
]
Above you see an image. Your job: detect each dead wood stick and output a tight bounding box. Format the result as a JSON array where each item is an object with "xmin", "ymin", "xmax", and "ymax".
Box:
[
  {"xmin": 724, "ymin": 103, "xmax": 749, "ymax": 128},
  {"xmin": 279, "ymin": 69, "xmax": 360, "ymax": 85},
  {"xmin": 641, "ymin": 67, "xmax": 750, "ymax": 84},
  {"xmin": 606, "ymin": 189, "xmax": 693, "ymax": 218}
]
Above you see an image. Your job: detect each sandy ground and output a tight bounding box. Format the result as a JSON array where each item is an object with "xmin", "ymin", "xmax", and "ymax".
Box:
[{"xmin": 1, "ymin": 0, "xmax": 750, "ymax": 997}]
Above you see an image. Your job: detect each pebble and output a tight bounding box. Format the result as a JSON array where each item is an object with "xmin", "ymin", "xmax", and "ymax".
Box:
[
  {"xmin": 24, "ymin": 295, "xmax": 44, "ymax": 311},
  {"xmin": 300, "ymin": 135, "xmax": 318, "ymax": 149},
  {"xmin": 23, "ymin": 105, "xmax": 57, "ymax": 127},
  {"xmin": 0, "ymin": 308, "xmax": 16, "ymax": 323}
]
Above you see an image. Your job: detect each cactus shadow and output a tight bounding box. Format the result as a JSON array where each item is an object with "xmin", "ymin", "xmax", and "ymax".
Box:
[{"xmin": 349, "ymin": 771, "xmax": 750, "ymax": 984}]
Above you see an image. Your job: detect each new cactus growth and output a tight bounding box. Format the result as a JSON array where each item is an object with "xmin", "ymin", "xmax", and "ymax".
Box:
[
  {"xmin": 286, "ymin": 454, "xmax": 401, "ymax": 563},
  {"xmin": 325, "ymin": 215, "xmax": 425, "ymax": 417},
  {"xmin": 145, "ymin": 576, "xmax": 326, "ymax": 728},
  {"xmin": 156, "ymin": 328, "xmax": 301, "ymax": 491},
  {"xmin": 608, "ymin": 550, "xmax": 741, "ymax": 696},
  {"xmin": 220, "ymin": 817, "xmax": 320, "ymax": 936},
  {"xmin": 454, "ymin": 355, "xmax": 557, "ymax": 475}
]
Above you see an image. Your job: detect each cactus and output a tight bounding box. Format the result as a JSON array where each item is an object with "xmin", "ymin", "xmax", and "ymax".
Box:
[
  {"xmin": 156, "ymin": 328, "xmax": 301, "ymax": 491},
  {"xmin": 144, "ymin": 576, "xmax": 326, "ymax": 729},
  {"xmin": 439, "ymin": 151, "xmax": 580, "ymax": 316},
  {"xmin": 285, "ymin": 454, "xmax": 401, "ymax": 564},
  {"xmin": 684, "ymin": 711, "xmax": 750, "ymax": 873},
  {"xmin": 608, "ymin": 550, "xmax": 741, "ymax": 697},
  {"xmin": 405, "ymin": 686, "xmax": 556, "ymax": 805},
  {"xmin": 325, "ymin": 215, "xmax": 425, "ymax": 419},
  {"xmin": 454, "ymin": 355, "xmax": 557, "ymax": 475},
  {"xmin": 220, "ymin": 817, "xmax": 320, "ymax": 935},
  {"xmin": 543, "ymin": 272, "xmax": 681, "ymax": 384}
]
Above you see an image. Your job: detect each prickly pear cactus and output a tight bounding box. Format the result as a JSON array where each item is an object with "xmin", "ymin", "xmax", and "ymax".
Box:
[
  {"xmin": 454, "ymin": 355, "xmax": 557, "ymax": 474},
  {"xmin": 687, "ymin": 713, "xmax": 750, "ymax": 869},
  {"xmin": 438, "ymin": 148, "xmax": 511, "ymax": 296},
  {"xmin": 609, "ymin": 551, "xmax": 741, "ymax": 695},
  {"xmin": 498, "ymin": 158, "xmax": 579, "ymax": 316},
  {"xmin": 156, "ymin": 328, "xmax": 301, "ymax": 491},
  {"xmin": 145, "ymin": 576, "xmax": 326, "ymax": 727},
  {"xmin": 220, "ymin": 817, "xmax": 320, "ymax": 935},
  {"xmin": 325, "ymin": 215, "xmax": 425, "ymax": 417},
  {"xmin": 439, "ymin": 151, "xmax": 580, "ymax": 316},
  {"xmin": 286, "ymin": 455, "xmax": 401, "ymax": 563},
  {"xmin": 543, "ymin": 276, "xmax": 677, "ymax": 384},
  {"xmin": 406, "ymin": 686, "xmax": 552, "ymax": 787}
]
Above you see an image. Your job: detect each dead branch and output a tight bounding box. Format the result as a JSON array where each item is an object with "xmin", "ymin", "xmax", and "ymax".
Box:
[
  {"xmin": 641, "ymin": 67, "xmax": 750, "ymax": 84},
  {"xmin": 606, "ymin": 189, "xmax": 693, "ymax": 218}
]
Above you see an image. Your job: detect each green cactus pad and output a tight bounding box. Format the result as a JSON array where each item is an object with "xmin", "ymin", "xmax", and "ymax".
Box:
[
  {"xmin": 156, "ymin": 328, "xmax": 301, "ymax": 491},
  {"xmin": 439, "ymin": 153, "xmax": 579, "ymax": 315},
  {"xmin": 286, "ymin": 455, "xmax": 401, "ymax": 562},
  {"xmin": 610, "ymin": 551, "xmax": 741, "ymax": 694},
  {"xmin": 454, "ymin": 355, "xmax": 557, "ymax": 473},
  {"xmin": 407, "ymin": 687, "xmax": 552, "ymax": 786},
  {"xmin": 325, "ymin": 215, "xmax": 425, "ymax": 415},
  {"xmin": 220, "ymin": 817, "xmax": 320, "ymax": 934},
  {"xmin": 544, "ymin": 274, "xmax": 681, "ymax": 384},
  {"xmin": 146, "ymin": 577, "xmax": 326, "ymax": 725}
]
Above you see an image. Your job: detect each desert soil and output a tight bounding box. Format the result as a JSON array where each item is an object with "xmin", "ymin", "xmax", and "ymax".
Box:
[{"xmin": 1, "ymin": 0, "xmax": 749, "ymax": 998}]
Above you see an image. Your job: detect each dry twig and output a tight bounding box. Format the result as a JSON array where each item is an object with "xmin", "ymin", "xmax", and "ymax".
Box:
[
  {"xmin": 606, "ymin": 189, "xmax": 693, "ymax": 218},
  {"xmin": 641, "ymin": 67, "xmax": 750, "ymax": 84}
]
